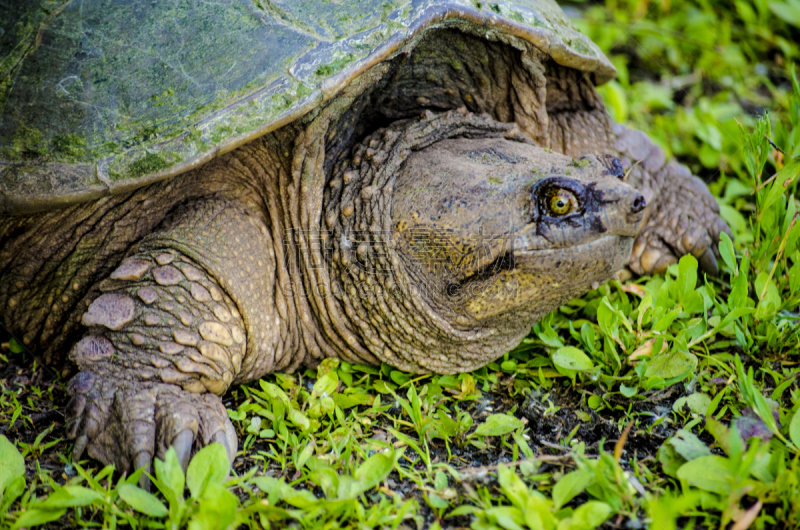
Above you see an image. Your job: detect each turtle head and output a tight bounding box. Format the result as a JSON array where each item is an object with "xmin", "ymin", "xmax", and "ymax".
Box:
[
  {"xmin": 391, "ymin": 136, "xmax": 645, "ymax": 324},
  {"xmin": 323, "ymin": 112, "xmax": 645, "ymax": 373}
]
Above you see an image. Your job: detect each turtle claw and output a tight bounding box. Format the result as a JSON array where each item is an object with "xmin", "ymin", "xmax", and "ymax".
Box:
[
  {"xmin": 65, "ymin": 367, "xmax": 236, "ymax": 481},
  {"xmin": 172, "ymin": 430, "xmax": 194, "ymax": 471},
  {"xmin": 697, "ymin": 247, "xmax": 719, "ymax": 276},
  {"xmin": 134, "ymin": 452, "xmax": 152, "ymax": 490},
  {"xmin": 212, "ymin": 428, "xmax": 236, "ymax": 465},
  {"xmin": 73, "ymin": 434, "xmax": 89, "ymax": 461}
]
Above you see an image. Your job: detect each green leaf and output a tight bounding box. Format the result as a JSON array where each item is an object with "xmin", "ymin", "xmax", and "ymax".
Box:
[
  {"xmin": 186, "ymin": 443, "xmax": 230, "ymax": 500},
  {"xmin": 154, "ymin": 447, "xmax": 185, "ymax": 504},
  {"xmin": 287, "ymin": 407, "xmax": 311, "ymax": 431},
  {"xmin": 644, "ymin": 350, "xmax": 697, "ymax": 380},
  {"xmin": 682, "ymin": 291, "xmax": 705, "ymax": 315},
  {"xmin": 752, "ymin": 392, "xmax": 782, "ymax": 439},
  {"xmin": 280, "ymin": 484, "xmax": 318, "ymax": 508},
  {"xmin": 250, "ymin": 476, "xmax": 286, "ymax": 506},
  {"xmin": 789, "ymin": 408, "xmax": 800, "ymax": 448},
  {"xmin": 742, "ymin": 116, "xmax": 771, "ymax": 181},
  {"xmin": 332, "ymin": 393, "xmax": 373, "ymax": 409},
  {"xmin": 434, "ymin": 470, "xmax": 448, "ymax": 491},
  {"xmin": 552, "ymin": 468, "xmax": 593, "ymax": 509},
  {"xmin": 600, "ymin": 298, "xmax": 633, "ymax": 333},
  {"xmin": 676, "ymin": 455, "xmax": 734, "ymax": 495},
  {"xmin": 673, "ymin": 393, "xmax": 712, "ymax": 415},
  {"xmin": 295, "ymin": 439, "xmax": 315, "ymax": 470},
  {"xmin": 569, "ymin": 500, "xmax": 614, "ymax": 529},
  {"xmin": 258, "ymin": 382, "xmax": 310, "ymax": 429},
  {"xmin": 677, "ymin": 255, "xmax": 698, "ymax": 303},
  {"xmin": 1, "ymin": 477, "xmax": 25, "ymax": 513},
  {"xmin": 525, "ymin": 493, "xmax": 557, "ymax": 530},
  {"xmin": 770, "ymin": 1, "xmax": 800, "ymax": 28},
  {"xmin": 38, "ymin": 486, "xmax": 102, "ymax": 509},
  {"xmin": 791, "ymin": 254, "xmax": 800, "ymax": 295},
  {"xmin": 312, "ymin": 372, "xmax": 338, "ymax": 397},
  {"xmin": 486, "ymin": 506, "xmax": 526, "ymax": 530},
  {"xmin": 427, "ymin": 492, "xmax": 449, "ymax": 509},
  {"xmin": 596, "ymin": 298, "xmax": 619, "ymax": 340},
  {"xmin": 8, "ymin": 338, "xmax": 25, "ymax": 354},
  {"xmin": 0, "ymin": 435, "xmax": 25, "ymax": 501},
  {"xmin": 497, "ymin": 466, "xmax": 529, "ymax": 509},
  {"xmin": 619, "ymin": 384, "xmax": 638, "ymax": 398},
  {"xmin": 390, "ymin": 370, "xmax": 411, "ymax": 385},
  {"xmin": 762, "ymin": 159, "xmax": 800, "ymax": 213},
  {"xmin": 471, "ymin": 414, "xmax": 524, "ymax": 438},
  {"xmin": 658, "ymin": 444, "xmax": 684, "ymax": 478},
  {"xmin": 718, "ymin": 231, "xmax": 737, "ymax": 274},
  {"xmin": 308, "ymin": 395, "xmax": 335, "ymax": 418},
  {"xmin": 719, "ymin": 203, "xmax": 749, "ymax": 237},
  {"xmin": 754, "ymin": 272, "xmax": 782, "ymax": 319},
  {"xmin": 728, "ymin": 268, "xmax": 751, "ymax": 310},
  {"xmin": 587, "ymin": 395, "xmax": 602, "ymax": 410},
  {"xmin": 188, "ymin": 482, "xmax": 238, "ymax": 530},
  {"xmin": 435, "ymin": 410, "xmax": 459, "ymax": 438},
  {"xmin": 580, "ymin": 323, "xmax": 597, "ymax": 353},
  {"xmin": 11, "ymin": 508, "xmax": 66, "ymax": 530},
  {"xmin": 449, "ymin": 505, "xmax": 480, "ymax": 517},
  {"xmin": 667, "ymin": 430, "xmax": 712, "ymax": 462},
  {"xmin": 258, "ymin": 381, "xmax": 290, "ymax": 404},
  {"xmin": 118, "ymin": 483, "xmax": 168, "ymax": 517},
  {"xmin": 653, "ymin": 308, "xmax": 681, "ymax": 332},
  {"xmin": 716, "ymin": 307, "xmax": 754, "ymax": 331},
  {"xmin": 348, "ymin": 450, "xmax": 398, "ymax": 498},
  {"xmin": 552, "ymin": 347, "xmax": 594, "ymax": 373},
  {"xmin": 598, "ymin": 80, "xmax": 629, "ymax": 122}
]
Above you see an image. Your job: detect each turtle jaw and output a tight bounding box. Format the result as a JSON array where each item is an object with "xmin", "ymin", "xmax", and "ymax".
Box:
[
  {"xmin": 453, "ymin": 175, "xmax": 646, "ymax": 323},
  {"xmin": 460, "ymin": 234, "xmax": 634, "ymax": 322}
]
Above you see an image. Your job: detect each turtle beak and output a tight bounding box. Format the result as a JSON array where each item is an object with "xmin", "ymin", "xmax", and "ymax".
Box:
[{"xmin": 590, "ymin": 178, "xmax": 647, "ymax": 237}]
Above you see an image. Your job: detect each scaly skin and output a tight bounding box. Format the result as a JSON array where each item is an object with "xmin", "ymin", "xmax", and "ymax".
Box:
[
  {"xmin": 66, "ymin": 199, "xmax": 275, "ymax": 479},
  {"xmin": 0, "ymin": 29, "xmax": 730, "ymax": 480}
]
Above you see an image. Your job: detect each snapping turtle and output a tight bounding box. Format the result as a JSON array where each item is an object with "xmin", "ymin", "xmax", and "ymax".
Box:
[{"xmin": 1, "ymin": 0, "xmax": 729, "ymax": 477}]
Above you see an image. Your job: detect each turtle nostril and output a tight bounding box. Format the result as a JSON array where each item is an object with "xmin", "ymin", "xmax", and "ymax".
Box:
[{"xmin": 631, "ymin": 195, "xmax": 646, "ymax": 213}]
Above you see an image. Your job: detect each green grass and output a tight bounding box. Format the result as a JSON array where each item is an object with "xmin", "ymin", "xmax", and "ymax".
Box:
[{"xmin": 2, "ymin": 0, "xmax": 800, "ymax": 528}]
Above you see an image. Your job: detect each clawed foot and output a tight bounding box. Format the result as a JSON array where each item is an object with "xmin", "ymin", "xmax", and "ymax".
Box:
[
  {"xmin": 613, "ymin": 123, "xmax": 732, "ymax": 276},
  {"xmin": 66, "ymin": 370, "xmax": 237, "ymax": 488},
  {"xmin": 627, "ymin": 165, "xmax": 731, "ymax": 276}
]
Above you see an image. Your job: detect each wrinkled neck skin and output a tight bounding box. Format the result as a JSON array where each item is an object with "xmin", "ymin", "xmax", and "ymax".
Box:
[{"xmin": 320, "ymin": 114, "xmax": 535, "ymax": 374}]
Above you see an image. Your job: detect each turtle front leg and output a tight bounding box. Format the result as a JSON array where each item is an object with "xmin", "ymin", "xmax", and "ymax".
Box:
[
  {"xmin": 611, "ymin": 122, "xmax": 732, "ymax": 276},
  {"xmin": 65, "ymin": 199, "xmax": 277, "ymax": 483}
]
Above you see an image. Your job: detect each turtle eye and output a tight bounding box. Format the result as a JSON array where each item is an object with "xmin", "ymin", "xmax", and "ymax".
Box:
[{"xmin": 545, "ymin": 188, "xmax": 579, "ymax": 216}]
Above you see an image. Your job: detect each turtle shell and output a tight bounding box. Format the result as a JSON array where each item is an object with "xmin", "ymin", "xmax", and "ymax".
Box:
[{"xmin": 0, "ymin": 0, "xmax": 615, "ymax": 214}]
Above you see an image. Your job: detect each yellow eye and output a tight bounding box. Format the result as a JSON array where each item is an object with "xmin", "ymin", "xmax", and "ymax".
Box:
[{"xmin": 546, "ymin": 188, "xmax": 578, "ymax": 216}]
